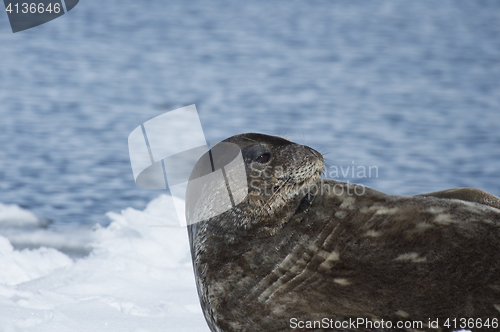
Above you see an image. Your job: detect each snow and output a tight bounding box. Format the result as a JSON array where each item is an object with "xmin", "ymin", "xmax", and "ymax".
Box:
[
  {"xmin": 0, "ymin": 196, "xmax": 209, "ymax": 332},
  {"xmin": 0, "ymin": 204, "xmax": 42, "ymax": 228}
]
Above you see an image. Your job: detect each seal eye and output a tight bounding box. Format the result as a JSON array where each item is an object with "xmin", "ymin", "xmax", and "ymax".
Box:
[{"xmin": 256, "ymin": 153, "xmax": 271, "ymax": 163}]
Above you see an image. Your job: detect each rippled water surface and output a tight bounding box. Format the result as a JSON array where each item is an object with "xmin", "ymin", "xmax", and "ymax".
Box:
[{"xmin": 0, "ymin": 0, "xmax": 499, "ymax": 228}]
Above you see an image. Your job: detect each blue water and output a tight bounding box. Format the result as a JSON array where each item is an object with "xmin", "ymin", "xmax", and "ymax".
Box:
[{"xmin": 0, "ymin": 0, "xmax": 499, "ymax": 229}]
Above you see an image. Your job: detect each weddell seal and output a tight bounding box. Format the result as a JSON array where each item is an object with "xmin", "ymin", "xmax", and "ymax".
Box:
[{"xmin": 185, "ymin": 133, "xmax": 500, "ymax": 332}]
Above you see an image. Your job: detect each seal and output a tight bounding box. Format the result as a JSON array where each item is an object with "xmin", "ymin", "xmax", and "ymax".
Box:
[{"xmin": 186, "ymin": 133, "xmax": 500, "ymax": 332}]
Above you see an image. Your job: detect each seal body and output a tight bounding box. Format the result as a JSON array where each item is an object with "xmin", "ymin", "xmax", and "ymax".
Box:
[{"xmin": 186, "ymin": 133, "xmax": 500, "ymax": 332}]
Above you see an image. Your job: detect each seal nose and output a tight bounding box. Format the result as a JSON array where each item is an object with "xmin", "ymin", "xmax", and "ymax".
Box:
[{"xmin": 305, "ymin": 146, "xmax": 321, "ymax": 158}]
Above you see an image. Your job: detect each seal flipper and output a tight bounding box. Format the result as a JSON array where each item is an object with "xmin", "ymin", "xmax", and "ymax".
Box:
[{"xmin": 418, "ymin": 188, "xmax": 500, "ymax": 210}]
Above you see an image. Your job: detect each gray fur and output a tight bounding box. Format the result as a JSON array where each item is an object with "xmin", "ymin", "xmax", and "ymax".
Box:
[{"xmin": 187, "ymin": 133, "xmax": 500, "ymax": 332}]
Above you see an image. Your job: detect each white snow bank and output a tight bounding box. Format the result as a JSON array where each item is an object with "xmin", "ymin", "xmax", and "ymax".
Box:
[
  {"xmin": 0, "ymin": 196, "xmax": 209, "ymax": 332},
  {"xmin": 0, "ymin": 204, "xmax": 45, "ymax": 228},
  {"xmin": 1, "ymin": 228, "xmax": 92, "ymax": 257},
  {"xmin": 0, "ymin": 203, "xmax": 91, "ymax": 256},
  {"xmin": 0, "ymin": 236, "xmax": 72, "ymax": 286}
]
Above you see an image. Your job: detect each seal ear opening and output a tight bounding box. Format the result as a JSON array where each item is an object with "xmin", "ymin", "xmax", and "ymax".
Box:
[{"xmin": 186, "ymin": 142, "xmax": 249, "ymax": 226}]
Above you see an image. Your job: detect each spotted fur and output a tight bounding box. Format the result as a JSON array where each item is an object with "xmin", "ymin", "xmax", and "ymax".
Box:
[{"xmin": 187, "ymin": 133, "xmax": 500, "ymax": 332}]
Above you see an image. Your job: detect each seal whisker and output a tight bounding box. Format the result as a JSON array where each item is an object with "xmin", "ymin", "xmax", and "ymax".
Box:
[
  {"xmin": 257, "ymin": 196, "xmax": 274, "ymax": 218},
  {"xmin": 268, "ymin": 177, "xmax": 292, "ymax": 208}
]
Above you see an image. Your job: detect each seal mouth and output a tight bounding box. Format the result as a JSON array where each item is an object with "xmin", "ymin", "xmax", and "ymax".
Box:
[
  {"xmin": 273, "ymin": 152, "xmax": 324, "ymax": 193},
  {"xmin": 272, "ymin": 170, "xmax": 322, "ymax": 197},
  {"xmin": 289, "ymin": 161, "xmax": 324, "ymax": 215},
  {"xmin": 294, "ymin": 193, "xmax": 314, "ymax": 215}
]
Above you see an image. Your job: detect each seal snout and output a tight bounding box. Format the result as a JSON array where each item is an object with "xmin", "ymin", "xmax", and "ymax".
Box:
[
  {"xmin": 305, "ymin": 145, "xmax": 321, "ymax": 159},
  {"xmin": 303, "ymin": 144, "xmax": 324, "ymax": 176}
]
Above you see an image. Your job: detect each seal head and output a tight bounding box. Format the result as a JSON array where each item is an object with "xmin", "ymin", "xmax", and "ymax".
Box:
[
  {"xmin": 186, "ymin": 133, "xmax": 324, "ymax": 331},
  {"xmin": 186, "ymin": 133, "xmax": 324, "ymax": 237}
]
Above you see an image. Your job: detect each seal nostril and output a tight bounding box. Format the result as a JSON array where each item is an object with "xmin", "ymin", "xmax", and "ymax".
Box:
[{"xmin": 305, "ymin": 146, "xmax": 320, "ymax": 158}]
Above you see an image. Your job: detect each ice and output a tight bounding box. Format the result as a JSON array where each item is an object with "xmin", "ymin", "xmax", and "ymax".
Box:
[
  {"xmin": 0, "ymin": 236, "xmax": 72, "ymax": 286},
  {"xmin": 0, "ymin": 203, "xmax": 91, "ymax": 257},
  {"xmin": 0, "ymin": 204, "xmax": 43, "ymax": 228},
  {"xmin": 0, "ymin": 229, "xmax": 92, "ymax": 257},
  {"xmin": 0, "ymin": 196, "xmax": 209, "ymax": 332}
]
